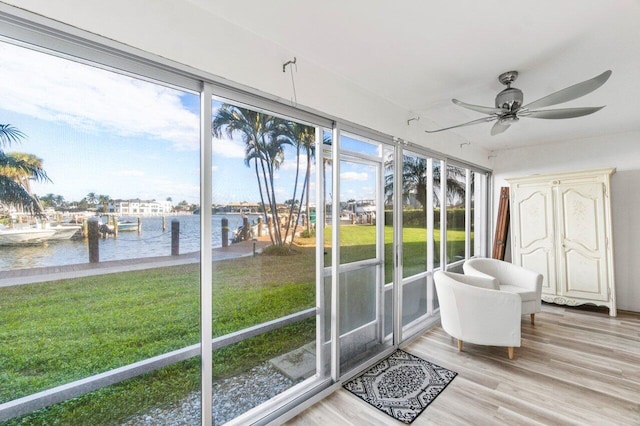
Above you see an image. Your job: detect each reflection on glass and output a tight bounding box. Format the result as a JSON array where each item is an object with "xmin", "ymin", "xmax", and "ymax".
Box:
[
  {"xmin": 401, "ymin": 154, "xmax": 428, "ymax": 278},
  {"xmin": 324, "ymin": 155, "xmax": 333, "ymax": 268},
  {"xmin": 446, "ymin": 164, "xmax": 467, "ymax": 265},
  {"xmin": 338, "ymin": 266, "xmax": 392, "ymax": 373},
  {"xmin": 433, "ymin": 160, "xmax": 442, "ymax": 268},
  {"xmin": 340, "ymin": 133, "xmax": 381, "ymax": 157},
  {"xmin": 210, "ymin": 100, "xmax": 318, "ymax": 423},
  {"xmin": 383, "ymin": 147, "xmax": 394, "ymax": 337},
  {"xmin": 400, "ymin": 152, "xmax": 430, "ymax": 331},
  {"xmin": 7, "ymin": 359, "xmax": 201, "ymax": 425},
  {"xmin": 403, "ymin": 276, "xmax": 428, "ymax": 326},
  {"xmin": 471, "ymin": 172, "xmax": 476, "ymax": 258},
  {"xmin": 339, "ymin": 159, "xmax": 377, "ymax": 265},
  {"xmin": 212, "ymin": 322, "xmax": 315, "ymax": 425},
  {"xmin": 0, "ymin": 40, "xmax": 201, "ymax": 425}
]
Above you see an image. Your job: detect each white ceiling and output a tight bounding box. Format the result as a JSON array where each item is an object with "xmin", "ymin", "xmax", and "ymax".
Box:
[{"xmin": 192, "ymin": 0, "xmax": 640, "ymax": 151}]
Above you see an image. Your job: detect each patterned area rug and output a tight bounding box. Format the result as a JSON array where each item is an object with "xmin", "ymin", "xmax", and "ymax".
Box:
[{"xmin": 343, "ymin": 349, "xmax": 457, "ymax": 424}]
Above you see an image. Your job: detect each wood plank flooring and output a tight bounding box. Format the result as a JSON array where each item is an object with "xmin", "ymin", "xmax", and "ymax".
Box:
[{"xmin": 285, "ymin": 304, "xmax": 640, "ymax": 425}]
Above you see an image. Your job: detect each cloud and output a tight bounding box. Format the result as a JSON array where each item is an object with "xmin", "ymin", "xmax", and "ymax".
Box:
[
  {"xmin": 112, "ymin": 170, "xmax": 145, "ymax": 177},
  {"xmin": 137, "ymin": 179, "xmax": 200, "ymax": 204},
  {"xmin": 211, "ymin": 136, "xmax": 245, "ymax": 158},
  {"xmin": 0, "ymin": 42, "xmax": 199, "ymax": 151},
  {"xmin": 279, "ymin": 153, "xmax": 308, "ymax": 171},
  {"xmin": 340, "ymin": 171, "xmax": 369, "ymax": 181}
]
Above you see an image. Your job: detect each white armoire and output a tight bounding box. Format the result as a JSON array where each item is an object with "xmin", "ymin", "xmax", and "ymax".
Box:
[{"xmin": 507, "ymin": 168, "xmax": 616, "ymax": 316}]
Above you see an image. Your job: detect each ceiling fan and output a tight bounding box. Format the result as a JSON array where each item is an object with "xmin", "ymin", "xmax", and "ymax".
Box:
[{"xmin": 425, "ymin": 70, "xmax": 612, "ymax": 136}]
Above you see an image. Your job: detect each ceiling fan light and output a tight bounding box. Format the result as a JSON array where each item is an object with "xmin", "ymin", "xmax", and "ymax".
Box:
[
  {"xmin": 499, "ymin": 115, "xmax": 519, "ymax": 125},
  {"xmin": 495, "ymin": 87, "xmax": 523, "ymax": 111}
]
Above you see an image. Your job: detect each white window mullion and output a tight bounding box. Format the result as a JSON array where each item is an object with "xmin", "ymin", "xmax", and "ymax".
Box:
[
  {"xmin": 315, "ymin": 127, "xmax": 326, "ymax": 378},
  {"xmin": 440, "ymin": 160, "xmax": 447, "ymax": 269},
  {"xmin": 200, "ymin": 83, "xmax": 213, "ymax": 426},
  {"xmin": 330, "ymin": 123, "xmax": 341, "ymax": 381},
  {"xmin": 465, "ymin": 169, "xmax": 472, "ymax": 259},
  {"xmin": 426, "ymin": 158, "xmax": 435, "ymax": 313},
  {"xmin": 393, "ymin": 144, "xmax": 404, "ymax": 345}
]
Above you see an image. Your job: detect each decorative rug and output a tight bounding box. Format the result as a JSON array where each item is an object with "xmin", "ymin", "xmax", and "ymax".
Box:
[{"xmin": 342, "ymin": 349, "xmax": 457, "ymax": 424}]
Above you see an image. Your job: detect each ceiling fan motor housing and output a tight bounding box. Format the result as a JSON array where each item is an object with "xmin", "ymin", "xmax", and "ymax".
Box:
[{"xmin": 495, "ymin": 87, "xmax": 523, "ymax": 111}]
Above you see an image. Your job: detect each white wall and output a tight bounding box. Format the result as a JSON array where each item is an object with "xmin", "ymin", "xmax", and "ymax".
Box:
[
  {"xmin": 0, "ymin": 0, "xmax": 491, "ymax": 167},
  {"xmin": 492, "ymin": 131, "xmax": 640, "ymax": 312}
]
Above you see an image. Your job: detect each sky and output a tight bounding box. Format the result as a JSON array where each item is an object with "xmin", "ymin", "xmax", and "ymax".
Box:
[{"xmin": 0, "ymin": 40, "xmax": 378, "ymax": 208}]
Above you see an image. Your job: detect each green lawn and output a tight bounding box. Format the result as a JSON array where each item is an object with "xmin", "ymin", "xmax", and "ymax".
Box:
[
  {"xmin": 325, "ymin": 224, "xmax": 470, "ymax": 281},
  {"xmin": 1, "ymin": 224, "xmax": 469, "ymax": 425},
  {"xmin": 1, "ymin": 250, "xmax": 316, "ymax": 425}
]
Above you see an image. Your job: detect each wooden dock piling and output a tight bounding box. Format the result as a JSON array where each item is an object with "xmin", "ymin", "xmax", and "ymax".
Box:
[
  {"xmin": 171, "ymin": 219, "xmax": 179, "ymax": 256},
  {"xmin": 221, "ymin": 218, "xmax": 229, "ymax": 247},
  {"xmin": 88, "ymin": 219, "xmax": 100, "ymax": 263}
]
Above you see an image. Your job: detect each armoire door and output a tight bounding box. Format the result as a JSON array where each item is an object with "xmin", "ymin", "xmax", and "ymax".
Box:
[
  {"xmin": 556, "ymin": 182, "xmax": 610, "ymax": 301},
  {"xmin": 511, "ymin": 183, "xmax": 557, "ymax": 295}
]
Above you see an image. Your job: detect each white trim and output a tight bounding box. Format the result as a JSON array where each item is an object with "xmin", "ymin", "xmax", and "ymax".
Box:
[
  {"xmin": 465, "ymin": 168, "xmax": 472, "ymax": 259},
  {"xmin": 200, "ymin": 83, "xmax": 214, "ymax": 426},
  {"xmin": 315, "ymin": 126, "xmax": 327, "ymax": 379},
  {"xmin": 440, "ymin": 159, "xmax": 448, "ymax": 269},
  {"xmin": 330, "ymin": 124, "xmax": 341, "ymax": 381},
  {"xmin": 393, "ymin": 142, "xmax": 403, "ymax": 345},
  {"xmin": 427, "ymin": 158, "xmax": 436, "ymax": 312}
]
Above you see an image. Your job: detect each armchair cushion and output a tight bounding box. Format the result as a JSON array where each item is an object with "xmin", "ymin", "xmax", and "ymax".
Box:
[
  {"xmin": 463, "ymin": 258, "xmax": 543, "ymax": 316},
  {"xmin": 434, "ymin": 271, "xmax": 521, "ymax": 348}
]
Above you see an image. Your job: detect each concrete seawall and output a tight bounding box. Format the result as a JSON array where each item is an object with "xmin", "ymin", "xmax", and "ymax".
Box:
[{"xmin": 0, "ymin": 238, "xmax": 272, "ymax": 288}]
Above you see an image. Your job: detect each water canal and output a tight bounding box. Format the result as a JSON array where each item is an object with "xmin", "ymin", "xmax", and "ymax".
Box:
[{"xmin": 0, "ymin": 214, "xmax": 260, "ymax": 271}]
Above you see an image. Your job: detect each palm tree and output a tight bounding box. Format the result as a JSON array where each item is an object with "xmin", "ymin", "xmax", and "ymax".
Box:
[
  {"xmin": 0, "ymin": 124, "xmax": 49, "ymax": 214},
  {"xmin": 213, "ymin": 104, "xmax": 289, "ymax": 246},
  {"xmin": 98, "ymin": 194, "xmax": 111, "ymax": 213},
  {"xmin": 54, "ymin": 194, "xmax": 65, "ymax": 209},
  {"xmin": 434, "ymin": 162, "xmax": 466, "ymax": 208},
  {"xmin": 385, "ymin": 155, "xmax": 428, "ymax": 212},
  {"xmin": 40, "ymin": 193, "xmax": 56, "ymax": 208},
  {"xmin": 385, "ymin": 155, "xmax": 467, "ymax": 212},
  {"xmin": 86, "ymin": 192, "xmax": 97, "ymax": 206},
  {"xmin": 278, "ymin": 122, "xmax": 316, "ymax": 245}
]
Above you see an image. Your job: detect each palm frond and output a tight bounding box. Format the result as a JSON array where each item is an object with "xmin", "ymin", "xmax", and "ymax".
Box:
[{"xmin": 0, "ymin": 124, "xmax": 26, "ymax": 147}]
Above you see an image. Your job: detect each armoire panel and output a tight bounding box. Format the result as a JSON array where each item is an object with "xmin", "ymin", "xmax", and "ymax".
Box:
[{"xmin": 507, "ymin": 168, "xmax": 616, "ymax": 316}]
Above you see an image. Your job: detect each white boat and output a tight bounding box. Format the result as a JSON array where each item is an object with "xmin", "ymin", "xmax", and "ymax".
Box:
[
  {"xmin": 46, "ymin": 224, "xmax": 83, "ymax": 240},
  {"xmin": 117, "ymin": 220, "xmax": 139, "ymax": 232},
  {"xmin": 0, "ymin": 226, "xmax": 57, "ymax": 245}
]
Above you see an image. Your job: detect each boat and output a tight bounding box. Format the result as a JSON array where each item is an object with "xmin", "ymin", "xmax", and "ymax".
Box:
[
  {"xmin": 46, "ymin": 223, "xmax": 83, "ymax": 240},
  {"xmin": 97, "ymin": 218, "xmax": 139, "ymax": 233},
  {"xmin": 0, "ymin": 226, "xmax": 56, "ymax": 245},
  {"xmin": 231, "ymin": 222, "xmax": 259, "ymax": 243},
  {"xmin": 117, "ymin": 220, "xmax": 139, "ymax": 232}
]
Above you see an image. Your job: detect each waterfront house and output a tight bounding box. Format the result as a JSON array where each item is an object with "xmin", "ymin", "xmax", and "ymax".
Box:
[
  {"xmin": 108, "ymin": 199, "xmax": 174, "ymax": 215},
  {"xmin": 0, "ymin": 2, "xmax": 638, "ymax": 425}
]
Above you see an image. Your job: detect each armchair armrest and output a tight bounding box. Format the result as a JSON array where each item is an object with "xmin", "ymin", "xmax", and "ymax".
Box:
[{"xmin": 435, "ymin": 271, "xmax": 522, "ymax": 348}]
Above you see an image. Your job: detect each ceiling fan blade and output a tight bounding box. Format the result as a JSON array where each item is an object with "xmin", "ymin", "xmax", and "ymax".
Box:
[
  {"xmin": 425, "ymin": 116, "xmax": 497, "ymax": 133},
  {"xmin": 521, "ymin": 70, "xmax": 612, "ymax": 110},
  {"xmin": 522, "ymin": 106, "xmax": 605, "ymax": 119},
  {"xmin": 452, "ymin": 99, "xmax": 506, "ymax": 115},
  {"xmin": 491, "ymin": 121, "xmax": 510, "ymax": 136}
]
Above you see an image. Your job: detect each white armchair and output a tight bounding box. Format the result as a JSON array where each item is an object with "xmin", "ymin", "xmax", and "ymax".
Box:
[
  {"xmin": 434, "ymin": 270, "xmax": 521, "ymax": 359},
  {"xmin": 463, "ymin": 258, "xmax": 543, "ymax": 325}
]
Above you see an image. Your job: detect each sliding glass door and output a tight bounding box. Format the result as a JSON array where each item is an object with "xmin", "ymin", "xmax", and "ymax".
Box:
[{"xmin": 326, "ymin": 130, "xmax": 393, "ymax": 378}]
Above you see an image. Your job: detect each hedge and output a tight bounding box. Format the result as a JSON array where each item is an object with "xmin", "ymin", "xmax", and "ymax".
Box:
[{"xmin": 384, "ymin": 208, "xmax": 472, "ymax": 230}]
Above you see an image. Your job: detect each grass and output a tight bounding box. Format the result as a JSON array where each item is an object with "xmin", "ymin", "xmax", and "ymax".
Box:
[
  {"xmin": 1, "ymin": 248, "xmax": 316, "ymax": 425},
  {"xmin": 323, "ymin": 224, "xmax": 470, "ymax": 281},
  {"xmin": 1, "ymin": 224, "xmax": 468, "ymax": 424}
]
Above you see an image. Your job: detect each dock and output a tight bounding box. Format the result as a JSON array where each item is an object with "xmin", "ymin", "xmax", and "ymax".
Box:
[{"xmin": 0, "ymin": 237, "xmax": 273, "ymax": 288}]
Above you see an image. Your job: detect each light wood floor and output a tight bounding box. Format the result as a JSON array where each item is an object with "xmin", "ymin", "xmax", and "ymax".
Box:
[{"xmin": 285, "ymin": 304, "xmax": 640, "ymax": 425}]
